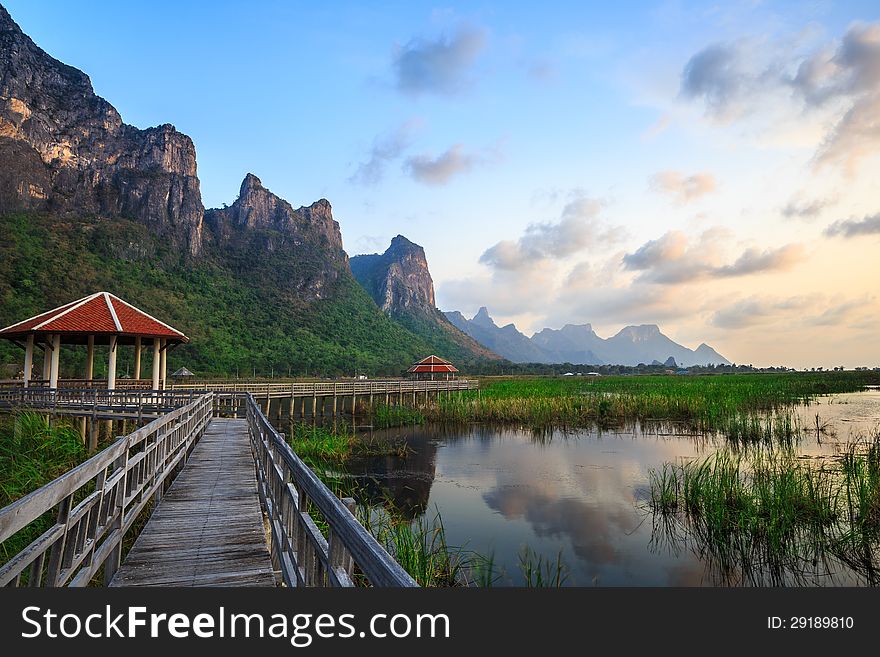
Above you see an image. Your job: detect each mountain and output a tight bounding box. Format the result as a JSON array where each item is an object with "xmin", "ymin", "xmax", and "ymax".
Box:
[
  {"xmin": 444, "ymin": 307, "xmax": 731, "ymax": 366},
  {"xmin": 351, "ymin": 236, "xmax": 500, "ymax": 362},
  {"xmin": 601, "ymin": 324, "xmax": 729, "ymax": 367},
  {"xmin": 0, "ymin": 5, "xmax": 203, "ymax": 256},
  {"xmin": 0, "ymin": 6, "xmax": 487, "ymax": 376},
  {"xmin": 444, "ymin": 307, "xmax": 550, "ymax": 363},
  {"xmin": 531, "ymin": 324, "xmax": 605, "ymax": 365}
]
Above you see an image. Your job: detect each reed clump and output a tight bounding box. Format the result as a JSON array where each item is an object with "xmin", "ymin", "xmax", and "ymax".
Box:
[
  {"xmin": 0, "ymin": 412, "xmax": 87, "ymax": 563},
  {"xmin": 423, "ymin": 372, "xmax": 876, "ymax": 440},
  {"xmin": 372, "ymin": 403, "xmax": 425, "ymax": 428},
  {"xmin": 287, "ymin": 422, "xmax": 409, "ymax": 467},
  {"xmin": 649, "ymin": 430, "xmax": 880, "ymax": 583},
  {"xmin": 358, "ymin": 506, "xmax": 482, "ymax": 587}
]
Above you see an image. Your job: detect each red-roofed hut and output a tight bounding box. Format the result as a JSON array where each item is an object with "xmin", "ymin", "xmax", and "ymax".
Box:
[
  {"xmin": 0, "ymin": 292, "xmax": 188, "ymax": 390},
  {"xmin": 406, "ymin": 355, "xmax": 459, "ymax": 380}
]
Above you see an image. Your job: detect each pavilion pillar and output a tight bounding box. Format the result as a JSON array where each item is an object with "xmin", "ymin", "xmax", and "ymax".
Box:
[
  {"xmin": 160, "ymin": 339, "xmax": 167, "ymax": 390},
  {"xmin": 107, "ymin": 335, "xmax": 118, "ymax": 390},
  {"xmin": 42, "ymin": 336, "xmax": 52, "ymax": 382},
  {"xmin": 151, "ymin": 338, "xmax": 161, "ymax": 391},
  {"xmin": 86, "ymin": 335, "xmax": 95, "ymax": 381},
  {"xmin": 133, "ymin": 336, "xmax": 142, "ymax": 380},
  {"xmin": 23, "ymin": 334, "xmax": 34, "ymax": 387},
  {"xmin": 49, "ymin": 334, "xmax": 60, "ymax": 390}
]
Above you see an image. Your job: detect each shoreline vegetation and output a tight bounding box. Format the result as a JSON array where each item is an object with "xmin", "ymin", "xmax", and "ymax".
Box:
[
  {"xmin": 648, "ymin": 431, "xmax": 880, "ymax": 585},
  {"xmin": 0, "ymin": 412, "xmax": 87, "ymax": 562},
  {"xmin": 395, "ymin": 372, "xmax": 880, "ymax": 443}
]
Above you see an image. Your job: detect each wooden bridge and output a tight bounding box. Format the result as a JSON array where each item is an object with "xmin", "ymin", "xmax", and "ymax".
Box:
[
  {"xmin": 171, "ymin": 379, "xmax": 478, "ymax": 420},
  {"xmin": 0, "ymin": 385, "xmax": 450, "ymax": 587}
]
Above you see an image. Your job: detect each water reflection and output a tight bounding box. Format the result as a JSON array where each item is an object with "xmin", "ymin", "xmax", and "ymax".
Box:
[{"xmin": 284, "ymin": 390, "xmax": 880, "ymax": 586}]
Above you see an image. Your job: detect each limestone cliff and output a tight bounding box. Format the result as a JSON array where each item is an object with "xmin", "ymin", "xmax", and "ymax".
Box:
[
  {"xmin": 350, "ymin": 235, "xmax": 435, "ymax": 313},
  {"xmin": 352, "ymin": 236, "xmax": 501, "ymax": 361},
  {"xmin": 204, "ymin": 174, "xmax": 348, "ymax": 301},
  {"xmin": 0, "ymin": 6, "xmax": 204, "ymax": 255}
]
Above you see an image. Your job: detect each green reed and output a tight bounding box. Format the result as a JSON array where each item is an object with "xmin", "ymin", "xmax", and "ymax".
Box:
[
  {"xmin": 423, "ymin": 372, "xmax": 877, "ymax": 440},
  {"xmin": 649, "ymin": 430, "xmax": 880, "ymax": 584},
  {"xmin": 287, "ymin": 422, "xmax": 410, "ymax": 466},
  {"xmin": 0, "ymin": 412, "xmax": 87, "ymax": 563}
]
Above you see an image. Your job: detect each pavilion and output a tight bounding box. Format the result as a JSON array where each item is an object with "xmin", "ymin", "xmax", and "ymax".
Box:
[
  {"xmin": 0, "ymin": 292, "xmax": 188, "ymax": 390},
  {"xmin": 406, "ymin": 355, "xmax": 459, "ymax": 381}
]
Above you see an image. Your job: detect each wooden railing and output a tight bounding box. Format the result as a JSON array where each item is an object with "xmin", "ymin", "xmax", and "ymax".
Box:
[
  {"xmin": 0, "ymin": 393, "xmax": 213, "ymax": 587},
  {"xmin": 245, "ymin": 394, "xmax": 418, "ymax": 587},
  {"xmin": 5, "ymin": 379, "xmax": 155, "ymax": 390},
  {"xmin": 0, "ymin": 387, "xmax": 199, "ymax": 414},
  {"xmin": 173, "ymin": 379, "xmax": 478, "ymax": 397}
]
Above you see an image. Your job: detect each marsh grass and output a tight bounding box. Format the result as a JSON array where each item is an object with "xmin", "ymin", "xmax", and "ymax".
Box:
[
  {"xmin": 0, "ymin": 412, "xmax": 87, "ymax": 564},
  {"xmin": 358, "ymin": 505, "xmax": 485, "ymax": 587},
  {"xmin": 287, "ymin": 422, "xmax": 410, "ymax": 467},
  {"xmin": 372, "ymin": 403, "xmax": 425, "ymax": 428},
  {"xmin": 422, "ymin": 372, "xmax": 878, "ymax": 441},
  {"xmin": 517, "ymin": 546, "xmax": 569, "ymax": 587},
  {"xmin": 649, "ymin": 429, "xmax": 880, "ymax": 584}
]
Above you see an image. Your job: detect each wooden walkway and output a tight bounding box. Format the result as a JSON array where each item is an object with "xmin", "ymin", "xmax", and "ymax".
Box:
[{"xmin": 110, "ymin": 418, "xmax": 275, "ymax": 587}]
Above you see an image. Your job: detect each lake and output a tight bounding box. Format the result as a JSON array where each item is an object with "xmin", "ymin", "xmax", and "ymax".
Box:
[{"xmin": 331, "ymin": 389, "xmax": 880, "ymax": 586}]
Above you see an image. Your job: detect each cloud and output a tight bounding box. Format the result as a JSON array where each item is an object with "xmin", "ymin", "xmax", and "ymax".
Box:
[
  {"xmin": 813, "ymin": 93, "xmax": 880, "ymax": 174},
  {"xmin": 710, "ymin": 293, "xmax": 875, "ymax": 331},
  {"xmin": 650, "ymin": 170, "xmax": 717, "ymax": 203},
  {"xmin": 781, "ymin": 195, "xmax": 836, "ymax": 220},
  {"xmin": 715, "ymin": 244, "xmax": 806, "ymax": 277},
  {"xmin": 680, "ymin": 43, "xmax": 757, "ymax": 119},
  {"xmin": 349, "ymin": 119, "xmax": 423, "ymax": 185},
  {"xmin": 824, "ymin": 213, "xmax": 880, "ymax": 238},
  {"xmin": 623, "ymin": 230, "xmax": 805, "ymax": 284},
  {"xmin": 403, "ymin": 143, "xmax": 489, "ymax": 185},
  {"xmin": 392, "ymin": 25, "xmax": 486, "ymax": 96},
  {"xmin": 525, "ymin": 60, "xmax": 558, "ymax": 83},
  {"xmin": 479, "ymin": 194, "xmax": 619, "ymax": 270},
  {"xmin": 679, "ymin": 22, "xmax": 880, "ymax": 175},
  {"xmin": 710, "ymin": 296, "xmax": 814, "ymax": 330}
]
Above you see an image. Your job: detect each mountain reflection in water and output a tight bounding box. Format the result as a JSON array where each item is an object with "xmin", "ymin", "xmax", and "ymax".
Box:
[{"xmin": 298, "ymin": 390, "xmax": 880, "ymax": 586}]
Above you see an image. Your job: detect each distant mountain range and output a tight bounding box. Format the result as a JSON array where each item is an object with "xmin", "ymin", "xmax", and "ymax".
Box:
[{"xmin": 445, "ymin": 307, "xmax": 731, "ymax": 366}]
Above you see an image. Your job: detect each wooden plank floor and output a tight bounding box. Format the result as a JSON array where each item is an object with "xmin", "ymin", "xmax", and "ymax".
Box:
[{"xmin": 110, "ymin": 418, "xmax": 276, "ymax": 587}]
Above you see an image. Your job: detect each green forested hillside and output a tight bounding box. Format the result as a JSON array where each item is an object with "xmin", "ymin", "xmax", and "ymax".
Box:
[{"xmin": 0, "ymin": 212, "xmax": 441, "ymax": 378}]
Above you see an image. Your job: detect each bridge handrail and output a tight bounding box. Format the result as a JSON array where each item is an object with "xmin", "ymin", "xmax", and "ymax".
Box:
[
  {"xmin": 0, "ymin": 387, "xmax": 200, "ymax": 410},
  {"xmin": 172, "ymin": 379, "xmax": 479, "ymax": 396},
  {"xmin": 0, "ymin": 393, "xmax": 214, "ymax": 587},
  {"xmin": 243, "ymin": 393, "xmax": 418, "ymax": 587}
]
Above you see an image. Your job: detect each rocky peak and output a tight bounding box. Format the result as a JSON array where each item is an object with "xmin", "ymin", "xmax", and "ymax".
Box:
[
  {"xmin": 349, "ymin": 234, "xmax": 435, "ymax": 313},
  {"xmin": 472, "ymin": 306, "xmax": 497, "ymax": 328},
  {"xmin": 207, "ymin": 173, "xmax": 343, "ymax": 253},
  {"xmin": 617, "ymin": 324, "xmax": 661, "ymax": 341},
  {"xmin": 0, "ymin": 5, "xmax": 204, "ymax": 255}
]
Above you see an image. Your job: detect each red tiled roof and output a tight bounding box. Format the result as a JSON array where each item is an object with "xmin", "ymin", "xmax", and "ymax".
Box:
[
  {"xmin": 407, "ymin": 355, "xmax": 459, "ymax": 373},
  {"xmin": 0, "ymin": 292, "xmax": 188, "ymax": 342}
]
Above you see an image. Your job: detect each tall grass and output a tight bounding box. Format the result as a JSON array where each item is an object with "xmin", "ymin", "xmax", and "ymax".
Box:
[
  {"xmin": 358, "ymin": 505, "xmax": 484, "ymax": 587},
  {"xmin": 649, "ymin": 430, "xmax": 880, "ymax": 584},
  {"xmin": 372, "ymin": 403, "xmax": 425, "ymax": 428},
  {"xmin": 0, "ymin": 412, "xmax": 87, "ymax": 563},
  {"xmin": 287, "ymin": 422, "xmax": 409, "ymax": 467},
  {"xmin": 422, "ymin": 372, "xmax": 877, "ymax": 439}
]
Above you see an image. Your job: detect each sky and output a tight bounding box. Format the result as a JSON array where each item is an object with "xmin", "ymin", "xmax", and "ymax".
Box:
[{"xmin": 4, "ymin": 0, "xmax": 880, "ymax": 368}]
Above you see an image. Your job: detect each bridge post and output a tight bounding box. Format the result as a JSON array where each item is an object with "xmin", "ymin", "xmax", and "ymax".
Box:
[
  {"xmin": 104, "ymin": 445, "xmax": 129, "ymax": 585},
  {"xmin": 312, "ymin": 394, "xmax": 317, "ymax": 417},
  {"xmin": 333, "ymin": 385, "xmax": 338, "ymax": 416},
  {"xmin": 352, "ymin": 394, "xmax": 357, "ymax": 418},
  {"xmin": 290, "ymin": 389, "xmax": 295, "ymax": 419}
]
